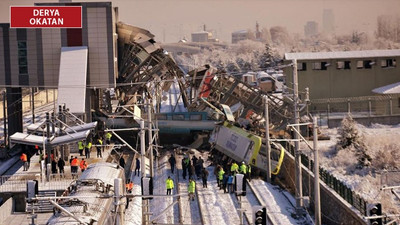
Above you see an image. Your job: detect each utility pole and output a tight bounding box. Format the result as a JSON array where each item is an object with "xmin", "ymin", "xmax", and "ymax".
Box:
[
  {"xmin": 292, "ymin": 59, "xmax": 304, "ymax": 215},
  {"xmin": 313, "ymin": 117, "xmax": 321, "ymax": 225},
  {"xmin": 45, "ymin": 112, "xmax": 51, "ymax": 182},
  {"xmin": 147, "ymin": 98, "xmax": 153, "ymax": 225},
  {"xmin": 3, "ymin": 90, "xmax": 7, "ymax": 147},
  {"xmin": 239, "ymin": 195, "xmax": 243, "ymax": 225},
  {"xmin": 264, "ymin": 96, "xmax": 271, "ymax": 182},
  {"xmin": 148, "ymin": 99, "xmax": 153, "ymax": 177},
  {"xmin": 140, "ymin": 120, "xmax": 147, "ymax": 225},
  {"xmin": 114, "ymin": 178, "xmax": 125, "ymax": 225},
  {"xmin": 31, "ymin": 88, "xmax": 35, "ymax": 124}
]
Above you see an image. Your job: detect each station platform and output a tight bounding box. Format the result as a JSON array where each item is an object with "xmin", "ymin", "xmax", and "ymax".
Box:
[{"xmin": 0, "ymin": 144, "xmax": 119, "ymax": 193}]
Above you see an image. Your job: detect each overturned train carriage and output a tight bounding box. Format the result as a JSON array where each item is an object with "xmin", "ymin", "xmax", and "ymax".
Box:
[
  {"xmin": 47, "ymin": 163, "xmax": 126, "ymax": 225},
  {"xmin": 210, "ymin": 122, "xmax": 285, "ymax": 175}
]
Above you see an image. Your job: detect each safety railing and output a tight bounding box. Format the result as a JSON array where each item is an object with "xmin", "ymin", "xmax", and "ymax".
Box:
[{"xmin": 0, "ymin": 173, "xmax": 74, "ymax": 193}]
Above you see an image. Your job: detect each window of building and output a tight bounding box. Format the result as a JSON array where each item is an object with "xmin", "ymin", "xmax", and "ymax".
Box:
[
  {"xmin": 312, "ymin": 62, "xmax": 321, "ymax": 70},
  {"xmin": 356, "ymin": 60, "xmax": 364, "ymax": 69},
  {"xmin": 312, "ymin": 62, "xmax": 328, "ymax": 70},
  {"xmin": 363, "ymin": 60, "xmax": 373, "ymax": 69},
  {"xmin": 337, "ymin": 61, "xmax": 351, "ymax": 70},
  {"xmin": 17, "ymin": 41, "xmax": 28, "ymax": 75},
  {"xmin": 381, "ymin": 59, "xmax": 397, "ymax": 68},
  {"xmin": 344, "ymin": 61, "xmax": 351, "ymax": 69},
  {"xmin": 337, "ymin": 61, "xmax": 344, "ymax": 69},
  {"xmin": 297, "ymin": 62, "xmax": 307, "ymax": 71}
]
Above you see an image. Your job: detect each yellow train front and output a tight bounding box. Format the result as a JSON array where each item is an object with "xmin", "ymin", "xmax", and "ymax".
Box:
[{"xmin": 210, "ymin": 122, "xmax": 284, "ymax": 175}]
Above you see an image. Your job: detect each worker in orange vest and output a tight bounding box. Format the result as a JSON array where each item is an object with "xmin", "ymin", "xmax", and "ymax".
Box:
[
  {"xmin": 80, "ymin": 158, "xmax": 88, "ymax": 172},
  {"xmin": 71, "ymin": 157, "xmax": 80, "ymax": 178},
  {"xmin": 125, "ymin": 179, "xmax": 134, "ymax": 208},
  {"xmin": 20, "ymin": 153, "xmax": 28, "ymax": 171},
  {"xmin": 126, "ymin": 179, "xmax": 133, "ymax": 193}
]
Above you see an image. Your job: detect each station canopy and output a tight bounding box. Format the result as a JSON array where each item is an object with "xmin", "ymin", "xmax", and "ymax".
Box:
[{"xmin": 10, "ymin": 130, "xmax": 90, "ymax": 148}]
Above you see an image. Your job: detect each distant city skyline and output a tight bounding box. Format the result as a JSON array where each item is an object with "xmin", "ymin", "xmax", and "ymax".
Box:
[{"xmin": 1, "ymin": 0, "xmax": 399, "ymax": 43}]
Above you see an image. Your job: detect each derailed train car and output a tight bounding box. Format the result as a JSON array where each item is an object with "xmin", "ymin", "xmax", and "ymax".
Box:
[
  {"xmin": 210, "ymin": 122, "xmax": 285, "ymax": 175},
  {"xmin": 47, "ymin": 163, "xmax": 126, "ymax": 225}
]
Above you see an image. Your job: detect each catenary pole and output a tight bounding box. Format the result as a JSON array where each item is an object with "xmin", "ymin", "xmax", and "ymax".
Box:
[
  {"xmin": 140, "ymin": 120, "xmax": 147, "ymax": 224},
  {"xmin": 293, "ymin": 59, "xmax": 304, "ymax": 214},
  {"xmin": 264, "ymin": 96, "xmax": 271, "ymax": 182},
  {"xmin": 313, "ymin": 117, "xmax": 321, "ymax": 225}
]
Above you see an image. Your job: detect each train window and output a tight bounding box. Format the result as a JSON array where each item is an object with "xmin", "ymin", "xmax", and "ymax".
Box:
[
  {"xmin": 189, "ymin": 114, "xmax": 202, "ymax": 121},
  {"xmin": 248, "ymin": 141, "xmax": 254, "ymax": 151},
  {"xmin": 172, "ymin": 114, "xmax": 185, "ymax": 120},
  {"xmin": 156, "ymin": 114, "xmax": 167, "ymax": 120}
]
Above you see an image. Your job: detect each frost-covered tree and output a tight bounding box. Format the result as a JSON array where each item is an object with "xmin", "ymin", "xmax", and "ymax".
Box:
[
  {"xmin": 337, "ymin": 114, "xmax": 372, "ymax": 168},
  {"xmin": 258, "ymin": 44, "xmax": 281, "ymax": 70}
]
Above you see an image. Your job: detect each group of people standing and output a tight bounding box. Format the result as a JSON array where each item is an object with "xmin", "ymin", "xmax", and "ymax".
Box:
[
  {"xmin": 165, "ymin": 152, "xmax": 209, "ymax": 202},
  {"xmin": 179, "ymin": 154, "xmax": 207, "ymax": 184},
  {"xmin": 215, "ymin": 161, "xmax": 251, "ymax": 194},
  {"xmin": 69, "ymin": 156, "xmax": 88, "ymax": 178},
  {"xmin": 77, "ymin": 132, "xmax": 112, "ymax": 159}
]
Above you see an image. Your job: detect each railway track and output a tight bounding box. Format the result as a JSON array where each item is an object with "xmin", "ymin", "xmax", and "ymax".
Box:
[
  {"xmin": 244, "ymin": 180, "xmax": 275, "ymax": 225},
  {"xmin": 229, "ymin": 179, "xmax": 274, "ymax": 225},
  {"xmin": 175, "ymin": 151, "xmax": 205, "ymax": 225}
]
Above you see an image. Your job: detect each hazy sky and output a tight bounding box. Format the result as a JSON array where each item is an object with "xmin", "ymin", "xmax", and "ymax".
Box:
[{"xmin": 1, "ymin": 0, "xmax": 400, "ymax": 43}]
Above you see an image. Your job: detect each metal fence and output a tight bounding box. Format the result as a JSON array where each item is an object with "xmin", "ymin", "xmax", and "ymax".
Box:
[
  {"xmin": 283, "ymin": 142, "xmax": 369, "ymax": 216},
  {"xmin": 310, "ymin": 94, "xmax": 400, "ymax": 122},
  {"xmin": 0, "ymin": 173, "xmax": 73, "ymax": 193}
]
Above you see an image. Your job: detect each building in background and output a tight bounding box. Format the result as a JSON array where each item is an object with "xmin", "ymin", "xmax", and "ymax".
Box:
[
  {"xmin": 0, "ymin": 1, "xmax": 118, "ymax": 136},
  {"xmin": 284, "ymin": 49, "xmax": 400, "ymax": 100},
  {"xmin": 232, "ymin": 30, "xmax": 249, "ymax": 44},
  {"xmin": 304, "ymin": 21, "xmax": 319, "ymax": 38},
  {"xmin": 191, "ymin": 31, "xmax": 210, "ymax": 42},
  {"xmin": 323, "ymin": 9, "xmax": 335, "ymax": 34}
]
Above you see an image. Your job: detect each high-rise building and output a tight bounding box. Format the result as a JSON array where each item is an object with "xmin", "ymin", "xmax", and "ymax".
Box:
[
  {"xmin": 323, "ymin": 9, "xmax": 335, "ymax": 34},
  {"xmin": 304, "ymin": 21, "xmax": 319, "ymax": 37}
]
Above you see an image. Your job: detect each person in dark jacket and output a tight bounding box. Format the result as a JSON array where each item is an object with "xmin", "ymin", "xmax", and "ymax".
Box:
[
  {"xmin": 192, "ymin": 155, "xmax": 198, "ymax": 167},
  {"xmin": 119, "ymin": 156, "xmax": 126, "ymax": 168},
  {"xmin": 51, "ymin": 159, "xmax": 58, "ymax": 174},
  {"xmin": 57, "ymin": 158, "xmax": 65, "ymax": 178},
  {"xmin": 182, "ymin": 156, "xmax": 190, "ymax": 180},
  {"xmin": 134, "ymin": 158, "xmax": 140, "ymax": 176},
  {"xmin": 222, "ymin": 173, "xmax": 229, "ymax": 192},
  {"xmin": 188, "ymin": 164, "xmax": 195, "ymax": 180},
  {"xmin": 201, "ymin": 167, "xmax": 209, "ymax": 188},
  {"xmin": 195, "ymin": 162, "xmax": 202, "ymax": 180},
  {"xmin": 168, "ymin": 154, "xmax": 176, "ymax": 174}
]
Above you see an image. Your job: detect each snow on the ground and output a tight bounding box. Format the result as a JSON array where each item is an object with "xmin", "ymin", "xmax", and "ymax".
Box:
[
  {"xmin": 124, "ymin": 168, "xmax": 143, "ymax": 225},
  {"xmin": 196, "ymin": 166, "xmax": 240, "ymax": 225},
  {"xmin": 125, "ymin": 157, "xmax": 151, "ymax": 225},
  {"xmin": 126, "ymin": 148, "xmax": 313, "ymax": 225},
  {"xmin": 250, "ymin": 180, "xmax": 309, "ymax": 225},
  {"xmin": 304, "ymin": 123, "xmax": 400, "ymax": 213},
  {"xmin": 150, "ymin": 155, "xmax": 179, "ymax": 224}
]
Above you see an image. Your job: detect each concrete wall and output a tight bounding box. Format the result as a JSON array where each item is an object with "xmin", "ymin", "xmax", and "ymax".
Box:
[
  {"xmin": 277, "ymin": 150, "xmax": 367, "ymax": 225},
  {"xmin": 0, "ymin": 198, "xmax": 13, "ymax": 225},
  {"xmin": 284, "ymin": 56, "xmax": 400, "ymax": 100}
]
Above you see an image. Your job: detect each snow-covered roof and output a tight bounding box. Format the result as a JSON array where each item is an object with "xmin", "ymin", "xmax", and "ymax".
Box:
[
  {"xmin": 372, "ymin": 82, "xmax": 400, "ymax": 94},
  {"xmin": 232, "ymin": 30, "xmax": 248, "ymax": 34},
  {"xmin": 285, "ymin": 49, "xmax": 400, "ymax": 60}
]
